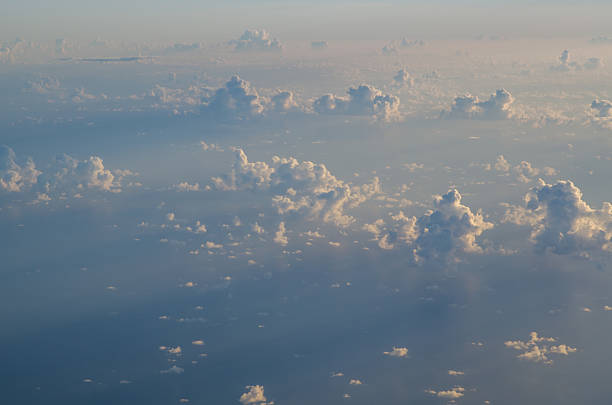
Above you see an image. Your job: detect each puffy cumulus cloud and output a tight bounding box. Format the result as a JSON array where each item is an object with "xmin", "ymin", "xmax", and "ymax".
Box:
[
  {"xmin": 412, "ymin": 190, "xmax": 493, "ymax": 261},
  {"xmin": 213, "ymin": 149, "xmax": 380, "ymax": 227},
  {"xmin": 393, "ymin": 68, "xmax": 414, "ymax": 88},
  {"xmin": 442, "ymin": 89, "xmax": 515, "ymax": 120},
  {"xmin": 239, "ymin": 385, "xmax": 273, "ymax": 405},
  {"xmin": 505, "ymin": 332, "xmax": 577, "ymax": 364},
  {"xmin": 274, "ymin": 221, "xmax": 288, "ymax": 246},
  {"xmin": 51, "ymin": 154, "xmax": 120, "ymax": 192},
  {"xmin": 231, "ymin": 29, "xmax": 282, "ymax": 52},
  {"xmin": 271, "ymin": 91, "xmax": 300, "ymax": 113},
  {"xmin": 366, "ymin": 190, "xmax": 493, "ymax": 263},
  {"xmin": 383, "ymin": 347, "xmax": 409, "ymax": 357},
  {"xmin": 503, "ymin": 179, "xmax": 612, "ymax": 256},
  {"xmin": 426, "ymin": 386, "xmax": 465, "ymax": 399},
  {"xmin": 0, "ymin": 146, "xmax": 40, "ymax": 192},
  {"xmin": 202, "ymin": 76, "xmax": 265, "ymax": 121},
  {"xmin": 313, "ymin": 84, "xmax": 401, "ymax": 122},
  {"xmin": 485, "ymin": 155, "xmax": 556, "ymax": 183}
]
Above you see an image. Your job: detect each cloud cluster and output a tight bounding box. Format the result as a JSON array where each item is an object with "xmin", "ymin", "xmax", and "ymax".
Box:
[
  {"xmin": 0, "ymin": 146, "xmax": 40, "ymax": 192},
  {"xmin": 487, "ymin": 155, "xmax": 556, "ymax": 183},
  {"xmin": 1, "ymin": 146, "xmax": 133, "ymax": 201},
  {"xmin": 505, "ymin": 332, "xmax": 577, "ymax": 364},
  {"xmin": 503, "ymin": 179, "xmax": 612, "ymax": 256},
  {"xmin": 231, "ymin": 29, "xmax": 282, "ymax": 52},
  {"xmin": 201, "ymin": 76, "xmax": 299, "ymax": 121},
  {"xmin": 313, "ymin": 84, "xmax": 400, "ymax": 122},
  {"xmin": 365, "ymin": 189, "xmax": 493, "ymax": 262},
  {"xmin": 213, "ymin": 149, "xmax": 380, "ymax": 227},
  {"xmin": 52, "ymin": 154, "xmax": 119, "ymax": 192},
  {"xmin": 442, "ymin": 89, "xmax": 515, "ymax": 120}
]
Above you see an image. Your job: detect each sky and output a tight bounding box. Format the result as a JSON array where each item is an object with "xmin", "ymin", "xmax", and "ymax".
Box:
[{"xmin": 3, "ymin": 1, "xmax": 612, "ymax": 405}]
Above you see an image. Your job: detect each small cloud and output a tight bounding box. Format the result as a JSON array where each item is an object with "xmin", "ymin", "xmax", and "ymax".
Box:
[
  {"xmin": 383, "ymin": 347, "xmax": 409, "ymax": 358},
  {"xmin": 160, "ymin": 365, "xmax": 184, "ymax": 375}
]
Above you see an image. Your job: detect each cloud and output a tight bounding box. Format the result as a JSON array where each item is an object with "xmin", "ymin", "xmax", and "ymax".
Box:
[
  {"xmin": 551, "ymin": 50, "xmax": 603, "ymax": 72},
  {"xmin": 239, "ymin": 385, "xmax": 272, "ymax": 405},
  {"xmin": 591, "ymin": 99, "xmax": 612, "ymax": 118},
  {"xmin": 503, "ymin": 179, "xmax": 612, "ymax": 256},
  {"xmin": 174, "ymin": 182, "xmax": 200, "ymax": 192},
  {"xmin": 51, "ymin": 154, "xmax": 121, "ymax": 192},
  {"xmin": 160, "ymin": 365, "xmax": 184, "ymax": 374},
  {"xmin": 231, "ymin": 29, "xmax": 282, "ymax": 52},
  {"xmin": 505, "ymin": 332, "xmax": 576, "ymax": 364},
  {"xmin": 393, "ymin": 69, "xmax": 414, "ymax": 88},
  {"xmin": 271, "ymin": 91, "xmax": 300, "ymax": 112},
  {"xmin": 0, "ymin": 145, "xmax": 40, "ymax": 192},
  {"xmin": 274, "ymin": 221, "xmax": 288, "ymax": 246},
  {"xmin": 442, "ymin": 89, "xmax": 515, "ymax": 120},
  {"xmin": 213, "ymin": 149, "xmax": 380, "ymax": 227},
  {"xmin": 367, "ymin": 190, "xmax": 493, "ymax": 263},
  {"xmin": 202, "ymin": 76, "xmax": 265, "ymax": 121},
  {"xmin": 313, "ymin": 84, "xmax": 401, "ymax": 122},
  {"xmin": 383, "ymin": 347, "xmax": 409, "ymax": 357},
  {"xmin": 311, "ymin": 41, "xmax": 328, "ymax": 50},
  {"xmin": 426, "ymin": 386, "xmax": 465, "ymax": 399},
  {"xmin": 589, "ymin": 99, "xmax": 612, "ymax": 130}
]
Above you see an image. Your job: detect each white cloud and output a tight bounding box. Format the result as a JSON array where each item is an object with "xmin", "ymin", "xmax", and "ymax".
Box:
[
  {"xmin": 239, "ymin": 385, "xmax": 273, "ymax": 405},
  {"xmin": 274, "ymin": 221, "xmax": 288, "ymax": 246},
  {"xmin": 202, "ymin": 76, "xmax": 265, "ymax": 121},
  {"xmin": 313, "ymin": 84, "xmax": 401, "ymax": 122},
  {"xmin": 369, "ymin": 190, "xmax": 493, "ymax": 262},
  {"xmin": 0, "ymin": 145, "xmax": 40, "ymax": 192},
  {"xmin": 383, "ymin": 347, "xmax": 409, "ymax": 357},
  {"xmin": 442, "ymin": 89, "xmax": 515, "ymax": 120},
  {"xmin": 503, "ymin": 179, "xmax": 612, "ymax": 255},
  {"xmin": 271, "ymin": 91, "xmax": 299, "ymax": 112},
  {"xmin": 213, "ymin": 149, "xmax": 380, "ymax": 227},
  {"xmin": 231, "ymin": 29, "xmax": 282, "ymax": 52},
  {"xmin": 426, "ymin": 386, "xmax": 465, "ymax": 399},
  {"xmin": 505, "ymin": 332, "xmax": 576, "ymax": 364},
  {"xmin": 174, "ymin": 182, "xmax": 200, "ymax": 192},
  {"xmin": 51, "ymin": 154, "xmax": 122, "ymax": 192}
]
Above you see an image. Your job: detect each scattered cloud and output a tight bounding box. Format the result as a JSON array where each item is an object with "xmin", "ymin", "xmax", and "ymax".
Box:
[{"xmin": 505, "ymin": 332, "xmax": 576, "ymax": 364}]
